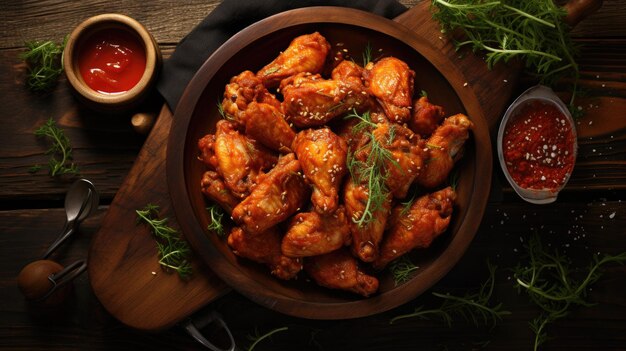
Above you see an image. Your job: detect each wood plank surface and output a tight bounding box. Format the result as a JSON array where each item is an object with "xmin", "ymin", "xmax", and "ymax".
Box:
[{"xmin": 0, "ymin": 0, "xmax": 625, "ymax": 350}]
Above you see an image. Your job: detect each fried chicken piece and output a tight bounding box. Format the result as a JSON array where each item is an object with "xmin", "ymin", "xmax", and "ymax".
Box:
[
  {"xmin": 243, "ymin": 102, "xmax": 295, "ymax": 152},
  {"xmin": 282, "ymin": 206, "xmax": 351, "ymax": 258},
  {"xmin": 222, "ymin": 70, "xmax": 281, "ymax": 126},
  {"xmin": 304, "ymin": 248, "xmax": 379, "ymax": 297},
  {"xmin": 214, "ymin": 120, "xmax": 278, "ymax": 198},
  {"xmin": 372, "ymin": 123, "xmax": 428, "ymax": 199},
  {"xmin": 343, "ymin": 179, "xmax": 392, "ymax": 262},
  {"xmin": 417, "ymin": 114, "xmax": 473, "ymax": 189},
  {"xmin": 198, "ymin": 134, "xmax": 218, "ymax": 169},
  {"xmin": 331, "ymin": 59, "xmax": 365, "ymax": 86},
  {"xmin": 373, "ymin": 187, "xmax": 456, "ymax": 270},
  {"xmin": 281, "ymin": 73, "xmax": 369, "ymax": 128},
  {"xmin": 231, "ymin": 153, "xmax": 310, "ymax": 235},
  {"xmin": 257, "ymin": 32, "xmax": 331, "ymax": 88},
  {"xmin": 292, "ymin": 128, "xmax": 347, "ymax": 214},
  {"xmin": 409, "ymin": 96, "xmax": 446, "ymax": 137},
  {"xmin": 228, "ymin": 227, "xmax": 302, "ymax": 280},
  {"xmin": 200, "ymin": 171, "xmax": 240, "ymax": 214},
  {"xmin": 364, "ymin": 57, "xmax": 415, "ymax": 124}
]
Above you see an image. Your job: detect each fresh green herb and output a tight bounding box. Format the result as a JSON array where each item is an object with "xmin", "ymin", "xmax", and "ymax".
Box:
[
  {"xmin": 20, "ymin": 37, "xmax": 66, "ymax": 92},
  {"xmin": 136, "ymin": 204, "xmax": 193, "ymax": 279},
  {"xmin": 389, "ymin": 255, "xmax": 420, "ymax": 286},
  {"xmin": 513, "ymin": 233, "xmax": 626, "ymax": 351},
  {"xmin": 247, "ymin": 326, "xmax": 288, "ymax": 351},
  {"xmin": 448, "ymin": 168, "xmax": 460, "ymax": 191},
  {"xmin": 216, "ymin": 100, "xmax": 235, "ymax": 121},
  {"xmin": 34, "ymin": 118, "xmax": 79, "ymax": 177},
  {"xmin": 431, "ymin": 0, "xmax": 581, "ymax": 108},
  {"xmin": 362, "ymin": 42, "xmax": 373, "ymax": 66},
  {"xmin": 28, "ymin": 165, "xmax": 43, "ymax": 174},
  {"xmin": 262, "ymin": 66, "xmax": 281, "ymax": 76},
  {"xmin": 345, "ymin": 110, "xmax": 398, "ymax": 226},
  {"xmin": 206, "ymin": 204, "xmax": 225, "ymax": 237},
  {"xmin": 391, "ymin": 262, "xmax": 510, "ymax": 328}
]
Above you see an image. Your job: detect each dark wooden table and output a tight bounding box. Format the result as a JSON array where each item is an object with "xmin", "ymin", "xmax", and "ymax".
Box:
[{"xmin": 1, "ymin": 1, "xmax": 625, "ymax": 350}]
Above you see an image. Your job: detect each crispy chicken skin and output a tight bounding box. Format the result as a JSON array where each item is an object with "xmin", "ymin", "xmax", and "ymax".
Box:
[
  {"xmin": 369, "ymin": 123, "xmax": 428, "ymax": 199},
  {"xmin": 231, "ymin": 153, "xmax": 310, "ymax": 235},
  {"xmin": 364, "ymin": 57, "xmax": 415, "ymax": 124},
  {"xmin": 409, "ymin": 96, "xmax": 446, "ymax": 137},
  {"xmin": 243, "ymin": 102, "xmax": 295, "ymax": 152},
  {"xmin": 282, "ymin": 206, "xmax": 351, "ymax": 258},
  {"xmin": 373, "ymin": 187, "xmax": 456, "ymax": 270},
  {"xmin": 214, "ymin": 120, "xmax": 277, "ymax": 198},
  {"xmin": 281, "ymin": 73, "xmax": 369, "ymax": 128},
  {"xmin": 257, "ymin": 32, "xmax": 331, "ymax": 88},
  {"xmin": 343, "ymin": 179, "xmax": 392, "ymax": 263},
  {"xmin": 222, "ymin": 70, "xmax": 281, "ymax": 126},
  {"xmin": 197, "ymin": 134, "xmax": 218, "ymax": 169},
  {"xmin": 200, "ymin": 171, "xmax": 240, "ymax": 214},
  {"xmin": 304, "ymin": 248, "xmax": 379, "ymax": 297},
  {"xmin": 417, "ymin": 114, "xmax": 473, "ymax": 189},
  {"xmin": 292, "ymin": 127, "xmax": 347, "ymax": 214},
  {"xmin": 331, "ymin": 59, "xmax": 365, "ymax": 86},
  {"xmin": 228, "ymin": 227, "xmax": 302, "ymax": 280}
]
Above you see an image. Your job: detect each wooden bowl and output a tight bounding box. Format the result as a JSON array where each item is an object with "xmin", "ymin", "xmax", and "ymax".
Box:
[
  {"xmin": 63, "ymin": 14, "xmax": 161, "ymax": 111},
  {"xmin": 167, "ymin": 7, "xmax": 492, "ymax": 319}
]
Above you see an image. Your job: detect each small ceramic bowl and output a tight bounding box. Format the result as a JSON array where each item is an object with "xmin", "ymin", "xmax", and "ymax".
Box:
[
  {"xmin": 497, "ymin": 85, "xmax": 578, "ymax": 204},
  {"xmin": 63, "ymin": 14, "xmax": 161, "ymax": 111}
]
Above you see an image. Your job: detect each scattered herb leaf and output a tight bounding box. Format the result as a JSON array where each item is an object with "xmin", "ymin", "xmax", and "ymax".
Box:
[
  {"xmin": 247, "ymin": 326, "xmax": 288, "ymax": 351},
  {"xmin": 206, "ymin": 204, "xmax": 226, "ymax": 237},
  {"xmin": 362, "ymin": 42, "xmax": 373, "ymax": 66},
  {"xmin": 28, "ymin": 165, "xmax": 43, "ymax": 174},
  {"xmin": 389, "ymin": 255, "xmax": 419, "ymax": 286},
  {"xmin": 20, "ymin": 37, "xmax": 67, "ymax": 92},
  {"xmin": 216, "ymin": 100, "xmax": 235, "ymax": 121},
  {"xmin": 513, "ymin": 233, "xmax": 626, "ymax": 351},
  {"xmin": 391, "ymin": 261, "xmax": 510, "ymax": 328},
  {"xmin": 34, "ymin": 118, "xmax": 79, "ymax": 177},
  {"xmin": 136, "ymin": 204, "xmax": 193, "ymax": 279}
]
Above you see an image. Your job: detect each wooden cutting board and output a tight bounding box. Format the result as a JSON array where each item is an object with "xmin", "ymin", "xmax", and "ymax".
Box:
[{"xmin": 88, "ymin": 0, "xmax": 590, "ymax": 331}]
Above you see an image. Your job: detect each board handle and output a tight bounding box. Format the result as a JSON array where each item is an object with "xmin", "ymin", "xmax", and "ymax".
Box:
[{"xmin": 563, "ymin": 0, "xmax": 603, "ymax": 27}]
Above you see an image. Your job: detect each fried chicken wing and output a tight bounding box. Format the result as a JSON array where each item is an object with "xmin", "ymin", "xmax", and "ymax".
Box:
[
  {"xmin": 417, "ymin": 114, "xmax": 473, "ymax": 189},
  {"xmin": 228, "ymin": 227, "xmax": 302, "ymax": 280},
  {"xmin": 222, "ymin": 70, "xmax": 281, "ymax": 126},
  {"xmin": 343, "ymin": 179, "xmax": 392, "ymax": 262},
  {"xmin": 292, "ymin": 127, "xmax": 347, "ymax": 214},
  {"xmin": 231, "ymin": 153, "xmax": 310, "ymax": 235},
  {"xmin": 364, "ymin": 57, "xmax": 415, "ymax": 124},
  {"xmin": 214, "ymin": 120, "xmax": 278, "ymax": 198},
  {"xmin": 373, "ymin": 187, "xmax": 456, "ymax": 270},
  {"xmin": 371, "ymin": 123, "xmax": 428, "ymax": 199},
  {"xmin": 409, "ymin": 96, "xmax": 446, "ymax": 137},
  {"xmin": 304, "ymin": 248, "xmax": 379, "ymax": 297},
  {"xmin": 198, "ymin": 134, "xmax": 218, "ymax": 169},
  {"xmin": 281, "ymin": 73, "xmax": 369, "ymax": 128},
  {"xmin": 243, "ymin": 102, "xmax": 295, "ymax": 152},
  {"xmin": 282, "ymin": 206, "xmax": 351, "ymax": 258},
  {"xmin": 257, "ymin": 32, "xmax": 331, "ymax": 88},
  {"xmin": 331, "ymin": 59, "xmax": 365, "ymax": 86},
  {"xmin": 200, "ymin": 171, "xmax": 240, "ymax": 214}
]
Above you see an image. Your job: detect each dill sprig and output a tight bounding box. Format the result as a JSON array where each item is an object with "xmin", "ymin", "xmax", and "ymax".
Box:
[
  {"xmin": 362, "ymin": 42, "xmax": 373, "ymax": 66},
  {"xmin": 206, "ymin": 204, "xmax": 226, "ymax": 237},
  {"xmin": 20, "ymin": 37, "xmax": 67, "ymax": 92},
  {"xmin": 136, "ymin": 204, "xmax": 193, "ymax": 279},
  {"xmin": 431, "ymin": 0, "xmax": 581, "ymax": 107},
  {"xmin": 391, "ymin": 262, "xmax": 510, "ymax": 328},
  {"xmin": 34, "ymin": 118, "xmax": 79, "ymax": 177},
  {"xmin": 345, "ymin": 110, "xmax": 397, "ymax": 227},
  {"xmin": 246, "ymin": 326, "xmax": 288, "ymax": 351},
  {"xmin": 513, "ymin": 233, "xmax": 626, "ymax": 351},
  {"xmin": 216, "ymin": 100, "xmax": 235, "ymax": 121},
  {"xmin": 389, "ymin": 255, "xmax": 420, "ymax": 286}
]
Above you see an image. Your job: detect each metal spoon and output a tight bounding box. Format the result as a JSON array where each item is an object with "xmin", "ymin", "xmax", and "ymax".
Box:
[{"xmin": 42, "ymin": 179, "xmax": 99, "ymax": 259}]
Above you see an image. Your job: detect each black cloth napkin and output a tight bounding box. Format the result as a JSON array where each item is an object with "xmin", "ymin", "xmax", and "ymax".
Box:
[{"xmin": 156, "ymin": 0, "xmax": 407, "ymax": 112}]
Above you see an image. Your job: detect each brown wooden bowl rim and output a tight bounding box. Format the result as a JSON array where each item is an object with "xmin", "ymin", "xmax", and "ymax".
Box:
[
  {"xmin": 63, "ymin": 13, "xmax": 162, "ymax": 106},
  {"xmin": 167, "ymin": 6, "xmax": 492, "ymax": 319}
]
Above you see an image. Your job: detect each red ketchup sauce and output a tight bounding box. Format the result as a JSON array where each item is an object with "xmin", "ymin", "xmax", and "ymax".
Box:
[
  {"xmin": 502, "ymin": 100, "xmax": 576, "ymax": 191},
  {"xmin": 78, "ymin": 29, "xmax": 146, "ymax": 94}
]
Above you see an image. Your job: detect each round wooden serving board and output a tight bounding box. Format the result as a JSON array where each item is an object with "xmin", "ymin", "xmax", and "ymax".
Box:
[{"xmin": 89, "ymin": 1, "xmax": 524, "ymax": 331}]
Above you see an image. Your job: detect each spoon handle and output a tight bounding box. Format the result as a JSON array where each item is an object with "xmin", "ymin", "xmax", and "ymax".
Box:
[{"xmin": 43, "ymin": 225, "xmax": 75, "ymax": 259}]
